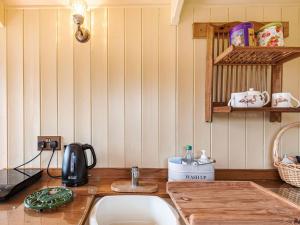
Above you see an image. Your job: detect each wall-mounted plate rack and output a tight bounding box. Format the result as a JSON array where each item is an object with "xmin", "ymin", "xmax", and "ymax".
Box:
[
  {"xmin": 193, "ymin": 21, "xmax": 300, "ymax": 122},
  {"xmin": 214, "ymin": 46, "xmax": 300, "ymax": 65}
]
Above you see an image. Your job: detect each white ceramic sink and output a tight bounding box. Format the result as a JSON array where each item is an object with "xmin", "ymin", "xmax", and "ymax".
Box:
[{"xmin": 89, "ymin": 195, "xmax": 180, "ymax": 225}]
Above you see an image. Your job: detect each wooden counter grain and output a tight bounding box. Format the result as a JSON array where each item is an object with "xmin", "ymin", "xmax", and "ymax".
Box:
[
  {"xmin": 0, "ymin": 168, "xmax": 296, "ymax": 225},
  {"xmin": 167, "ymin": 181, "xmax": 300, "ymax": 225}
]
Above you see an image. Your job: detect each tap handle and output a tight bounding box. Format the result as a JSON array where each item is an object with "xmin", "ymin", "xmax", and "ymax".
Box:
[{"xmin": 131, "ymin": 166, "xmax": 139, "ymax": 178}]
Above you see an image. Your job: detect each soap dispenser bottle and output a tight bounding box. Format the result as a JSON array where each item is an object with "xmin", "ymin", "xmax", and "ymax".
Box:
[{"xmin": 198, "ymin": 150, "xmax": 210, "ymax": 164}]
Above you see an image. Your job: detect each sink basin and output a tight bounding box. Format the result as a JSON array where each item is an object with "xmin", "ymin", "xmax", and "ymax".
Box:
[{"xmin": 89, "ymin": 195, "xmax": 180, "ymax": 225}]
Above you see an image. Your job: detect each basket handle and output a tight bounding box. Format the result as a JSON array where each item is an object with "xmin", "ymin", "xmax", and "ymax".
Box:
[{"xmin": 272, "ymin": 122, "xmax": 300, "ymax": 164}]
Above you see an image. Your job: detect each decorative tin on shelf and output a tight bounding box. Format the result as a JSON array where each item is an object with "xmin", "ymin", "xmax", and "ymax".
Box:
[
  {"xmin": 24, "ymin": 187, "xmax": 73, "ymax": 211},
  {"xmin": 229, "ymin": 22, "xmax": 255, "ymax": 47},
  {"xmin": 257, "ymin": 22, "xmax": 284, "ymax": 47},
  {"xmin": 168, "ymin": 157, "xmax": 215, "ymax": 181}
]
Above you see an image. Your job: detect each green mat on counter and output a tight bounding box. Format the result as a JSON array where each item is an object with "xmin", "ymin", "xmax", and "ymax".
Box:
[{"xmin": 24, "ymin": 187, "xmax": 73, "ymax": 211}]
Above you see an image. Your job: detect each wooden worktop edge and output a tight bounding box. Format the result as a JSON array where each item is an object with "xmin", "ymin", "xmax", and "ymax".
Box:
[
  {"xmin": 78, "ymin": 195, "xmax": 96, "ymax": 225},
  {"xmin": 44, "ymin": 168, "xmax": 280, "ymax": 180},
  {"xmin": 166, "ymin": 182, "xmax": 190, "ymax": 225}
]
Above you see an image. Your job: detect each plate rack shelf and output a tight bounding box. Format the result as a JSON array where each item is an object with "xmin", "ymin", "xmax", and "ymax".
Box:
[
  {"xmin": 213, "ymin": 106, "xmax": 300, "ymax": 113},
  {"xmin": 193, "ymin": 21, "xmax": 300, "ymax": 122},
  {"xmin": 214, "ymin": 46, "xmax": 300, "ymax": 65}
]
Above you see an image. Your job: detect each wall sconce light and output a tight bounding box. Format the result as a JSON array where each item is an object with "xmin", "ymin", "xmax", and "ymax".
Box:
[{"xmin": 71, "ymin": 0, "xmax": 90, "ymax": 43}]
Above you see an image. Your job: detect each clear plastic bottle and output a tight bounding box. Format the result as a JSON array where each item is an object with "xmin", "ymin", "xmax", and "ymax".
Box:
[{"xmin": 182, "ymin": 145, "xmax": 193, "ymax": 165}]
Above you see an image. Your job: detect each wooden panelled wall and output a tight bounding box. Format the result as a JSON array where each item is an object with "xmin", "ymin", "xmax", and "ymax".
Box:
[{"xmin": 0, "ymin": 5, "xmax": 299, "ymax": 169}]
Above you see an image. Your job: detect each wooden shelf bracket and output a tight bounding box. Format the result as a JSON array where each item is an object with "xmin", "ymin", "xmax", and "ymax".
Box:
[
  {"xmin": 205, "ymin": 25, "xmax": 214, "ymax": 122},
  {"xmin": 270, "ymin": 64, "xmax": 283, "ymax": 122}
]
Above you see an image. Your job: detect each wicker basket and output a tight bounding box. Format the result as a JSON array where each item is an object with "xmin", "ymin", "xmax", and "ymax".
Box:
[
  {"xmin": 278, "ymin": 183, "xmax": 300, "ymax": 205},
  {"xmin": 273, "ymin": 122, "xmax": 300, "ymax": 187}
]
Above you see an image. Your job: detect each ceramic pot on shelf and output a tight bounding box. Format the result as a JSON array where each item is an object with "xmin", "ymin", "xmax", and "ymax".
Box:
[
  {"xmin": 228, "ymin": 89, "xmax": 270, "ymax": 108},
  {"xmin": 272, "ymin": 93, "xmax": 300, "ymax": 108},
  {"xmin": 246, "ymin": 88, "xmax": 270, "ymax": 108},
  {"xmin": 227, "ymin": 92, "xmax": 248, "ymax": 108}
]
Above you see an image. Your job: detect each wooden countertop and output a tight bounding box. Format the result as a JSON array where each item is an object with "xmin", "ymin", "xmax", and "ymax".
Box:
[
  {"xmin": 0, "ymin": 168, "xmax": 298, "ymax": 225},
  {"xmin": 167, "ymin": 181, "xmax": 300, "ymax": 225}
]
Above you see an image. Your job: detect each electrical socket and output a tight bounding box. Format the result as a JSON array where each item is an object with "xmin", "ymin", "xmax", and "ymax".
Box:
[{"xmin": 37, "ymin": 136, "xmax": 62, "ymax": 151}]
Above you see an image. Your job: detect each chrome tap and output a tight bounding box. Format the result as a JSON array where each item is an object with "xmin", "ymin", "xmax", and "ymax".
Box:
[{"xmin": 131, "ymin": 166, "xmax": 139, "ymax": 187}]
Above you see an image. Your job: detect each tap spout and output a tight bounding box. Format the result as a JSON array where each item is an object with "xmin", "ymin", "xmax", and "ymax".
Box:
[{"xmin": 131, "ymin": 166, "xmax": 139, "ymax": 187}]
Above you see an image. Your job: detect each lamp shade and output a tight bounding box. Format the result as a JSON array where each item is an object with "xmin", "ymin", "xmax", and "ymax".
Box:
[{"xmin": 71, "ymin": 0, "xmax": 87, "ymax": 17}]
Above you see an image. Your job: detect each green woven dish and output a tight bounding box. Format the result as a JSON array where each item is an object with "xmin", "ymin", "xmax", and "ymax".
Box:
[{"xmin": 24, "ymin": 187, "xmax": 73, "ymax": 211}]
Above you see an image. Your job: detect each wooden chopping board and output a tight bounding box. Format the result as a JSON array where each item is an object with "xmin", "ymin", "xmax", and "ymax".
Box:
[
  {"xmin": 167, "ymin": 181, "xmax": 300, "ymax": 225},
  {"xmin": 111, "ymin": 181, "xmax": 158, "ymax": 193}
]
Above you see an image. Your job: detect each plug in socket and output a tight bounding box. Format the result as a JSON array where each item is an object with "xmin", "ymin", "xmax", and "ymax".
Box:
[{"xmin": 38, "ymin": 136, "xmax": 61, "ymax": 150}]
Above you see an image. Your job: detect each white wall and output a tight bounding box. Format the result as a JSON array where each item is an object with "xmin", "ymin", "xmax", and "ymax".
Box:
[
  {"xmin": 0, "ymin": 3, "xmax": 299, "ymax": 169},
  {"xmin": 0, "ymin": 1, "xmax": 4, "ymax": 27}
]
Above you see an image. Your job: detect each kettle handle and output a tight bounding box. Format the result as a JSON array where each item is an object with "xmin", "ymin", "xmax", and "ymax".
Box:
[{"xmin": 82, "ymin": 144, "xmax": 97, "ymax": 169}]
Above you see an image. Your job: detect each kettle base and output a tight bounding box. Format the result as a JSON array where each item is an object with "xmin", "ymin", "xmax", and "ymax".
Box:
[{"xmin": 62, "ymin": 179, "xmax": 88, "ymax": 187}]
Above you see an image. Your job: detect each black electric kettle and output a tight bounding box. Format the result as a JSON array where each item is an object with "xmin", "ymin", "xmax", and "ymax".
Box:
[{"xmin": 62, "ymin": 143, "xmax": 96, "ymax": 187}]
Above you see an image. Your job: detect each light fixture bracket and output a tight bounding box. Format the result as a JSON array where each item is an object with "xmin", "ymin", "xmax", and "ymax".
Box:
[
  {"xmin": 73, "ymin": 14, "xmax": 90, "ymax": 43},
  {"xmin": 75, "ymin": 26, "xmax": 90, "ymax": 43}
]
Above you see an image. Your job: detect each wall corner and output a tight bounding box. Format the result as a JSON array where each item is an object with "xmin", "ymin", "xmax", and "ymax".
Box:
[{"xmin": 0, "ymin": 0, "xmax": 4, "ymax": 28}]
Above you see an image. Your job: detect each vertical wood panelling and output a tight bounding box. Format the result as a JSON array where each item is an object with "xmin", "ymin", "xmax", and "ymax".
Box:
[
  {"xmin": 0, "ymin": 1, "xmax": 4, "ymax": 27},
  {"xmin": 210, "ymin": 7, "xmax": 228, "ymax": 22},
  {"xmin": 40, "ymin": 9, "xmax": 58, "ymax": 168},
  {"xmin": 228, "ymin": 7, "xmax": 246, "ymax": 169},
  {"xmin": 142, "ymin": 8, "xmax": 159, "ymax": 167},
  {"xmin": 246, "ymin": 7, "xmax": 263, "ymax": 21},
  {"xmin": 210, "ymin": 7, "xmax": 229, "ymax": 168},
  {"xmin": 6, "ymin": 9, "xmax": 24, "ymax": 168},
  {"xmin": 108, "ymin": 8, "xmax": 125, "ymax": 167},
  {"xmin": 262, "ymin": 6, "xmax": 282, "ymax": 168},
  {"xmin": 263, "ymin": 6, "xmax": 282, "ymax": 20},
  {"xmin": 228, "ymin": 113, "xmax": 246, "ymax": 168},
  {"xmin": 74, "ymin": 11, "xmax": 92, "ymax": 164},
  {"xmin": 177, "ymin": 6, "xmax": 194, "ymax": 157},
  {"xmin": 246, "ymin": 7, "xmax": 272, "ymax": 168},
  {"xmin": 0, "ymin": 20, "xmax": 7, "ymax": 169},
  {"xmin": 193, "ymin": 7, "xmax": 211, "ymax": 158},
  {"xmin": 125, "ymin": 8, "xmax": 142, "ymax": 167},
  {"xmin": 58, "ymin": 9, "xmax": 74, "ymax": 167},
  {"xmin": 158, "ymin": 7, "xmax": 176, "ymax": 167},
  {"xmin": 228, "ymin": 7, "xmax": 246, "ymax": 21},
  {"xmin": 244, "ymin": 7, "xmax": 265, "ymax": 169},
  {"xmin": 91, "ymin": 8, "xmax": 108, "ymax": 167},
  {"xmin": 2, "ymin": 5, "xmax": 300, "ymax": 169},
  {"xmin": 281, "ymin": 7, "xmax": 300, "ymax": 157},
  {"xmin": 246, "ymin": 113, "xmax": 264, "ymax": 168},
  {"xmin": 24, "ymin": 9, "xmax": 40, "ymax": 168}
]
